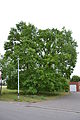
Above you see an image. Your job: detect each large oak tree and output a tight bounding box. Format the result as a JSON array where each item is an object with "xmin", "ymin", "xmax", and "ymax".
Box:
[{"xmin": 3, "ymin": 21, "xmax": 77, "ymax": 94}]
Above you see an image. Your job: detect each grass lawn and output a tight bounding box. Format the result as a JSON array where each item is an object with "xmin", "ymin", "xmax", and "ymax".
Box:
[{"xmin": 0, "ymin": 86, "xmax": 69, "ymax": 102}]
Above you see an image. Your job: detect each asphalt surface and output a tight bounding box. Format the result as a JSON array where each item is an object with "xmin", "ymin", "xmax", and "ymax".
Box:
[{"xmin": 0, "ymin": 92, "xmax": 80, "ymax": 120}]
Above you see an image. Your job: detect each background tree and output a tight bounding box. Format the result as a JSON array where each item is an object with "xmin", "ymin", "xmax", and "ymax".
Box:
[
  {"xmin": 71, "ymin": 75, "xmax": 80, "ymax": 82},
  {"xmin": 3, "ymin": 21, "xmax": 77, "ymax": 94}
]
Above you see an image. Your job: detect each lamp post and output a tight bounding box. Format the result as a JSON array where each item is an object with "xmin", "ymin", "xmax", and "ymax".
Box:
[{"xmin": 18, "ymin": 57, "xmax": 19, "ymax": 99}]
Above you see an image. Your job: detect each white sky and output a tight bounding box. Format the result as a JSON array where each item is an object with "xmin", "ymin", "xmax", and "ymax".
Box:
[{"xmin": 0, "ymin": 0, "xmax": 80, "ymax": 76}]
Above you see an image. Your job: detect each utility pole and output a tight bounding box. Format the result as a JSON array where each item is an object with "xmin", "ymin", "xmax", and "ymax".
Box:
[{"xmin": 18, "ymin": 57, "xmax": 19, "ymax": 99}]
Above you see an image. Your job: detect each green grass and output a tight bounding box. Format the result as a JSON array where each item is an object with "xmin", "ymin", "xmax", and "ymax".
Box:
[{"xmin": 0, "ymin": 86, "xmax": 69, "ymax": 102}]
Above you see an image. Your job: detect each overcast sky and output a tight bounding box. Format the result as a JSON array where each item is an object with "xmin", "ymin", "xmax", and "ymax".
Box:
[{"xmin": 0, "ymin": 0, "xmax": 80, "ymax": 76}]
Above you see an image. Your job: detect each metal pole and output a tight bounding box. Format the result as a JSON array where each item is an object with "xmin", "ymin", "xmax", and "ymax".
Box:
[{"xmin": 18, "ymin": 57, "xmax": 19, "ymax": 99}]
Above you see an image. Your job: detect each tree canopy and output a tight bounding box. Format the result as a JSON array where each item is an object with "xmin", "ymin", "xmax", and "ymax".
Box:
[{"xmin": 3, "ymin": 21, "xmax": 77, "ymax": 94}]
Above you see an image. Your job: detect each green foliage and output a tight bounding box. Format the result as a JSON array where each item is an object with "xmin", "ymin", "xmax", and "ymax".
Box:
[
  {"xmin": 71, "ymin": 75, "xmax": 80, "ymax": 82},
  {"xmin": 2, "ymin": 21, "xmax": 77, "ymax": 94}
]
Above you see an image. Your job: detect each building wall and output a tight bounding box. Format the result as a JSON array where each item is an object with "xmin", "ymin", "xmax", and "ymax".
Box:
[
  {"xmin": 70, "ymin": 82, "xmax": 80, "ymax": 92},
  {"xmin": 77, "ymin": 82, "xmax": 80, "ymax": 92}
]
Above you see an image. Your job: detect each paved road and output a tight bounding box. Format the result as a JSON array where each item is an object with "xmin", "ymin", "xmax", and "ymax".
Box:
[{"xmin": 0, "ymin": 92, "xmax": 80, "ymax": 120}]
